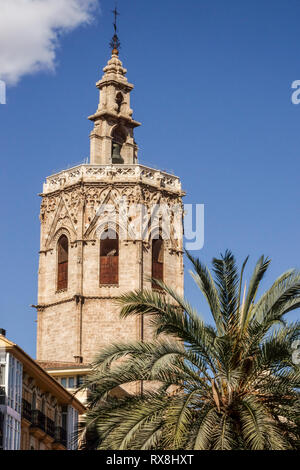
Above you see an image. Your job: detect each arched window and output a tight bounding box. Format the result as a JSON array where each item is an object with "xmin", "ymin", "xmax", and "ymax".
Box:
[
  {"xmin": 116, "ymin": 92, "xmax": 124, "ymax": 114},
  {"xmin": 152, "ymin": 237, "xmax": 164, "ymax": 289},
  {"xmin": 57, "ymin": 235, "xmax": 68, "ymax": 291},
  {"xmin": 100, "ymin": 229, "xmax": 119, "ymax": 285},
  {"xmin": 111, "ymin": 125, "xmax": 126, "ymax": 164}
]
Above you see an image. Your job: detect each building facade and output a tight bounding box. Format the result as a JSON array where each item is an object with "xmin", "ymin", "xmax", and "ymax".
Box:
[
  {"xmin": 0, "ymin": 332, "xmax": 85, "ymax": 450},
  {"xmin": 35, "ymin": 37, "xmax": 185, "ymax": 395}
]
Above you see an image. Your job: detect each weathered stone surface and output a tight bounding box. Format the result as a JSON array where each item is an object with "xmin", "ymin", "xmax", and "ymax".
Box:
[
  {"xmin": 36, "ymin": 50, "xmax": 185, "ymax": 386},
  {"xmin": 37, "ymin": 177, "xmax": 184, "ymax": 364}
]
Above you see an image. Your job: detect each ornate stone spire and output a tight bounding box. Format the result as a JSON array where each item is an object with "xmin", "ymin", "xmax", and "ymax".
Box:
[{"xmin": 88, "ymin": 9, "xmax": 140, "ymax": 165}]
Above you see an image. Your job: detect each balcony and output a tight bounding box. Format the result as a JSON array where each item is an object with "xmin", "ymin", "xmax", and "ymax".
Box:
[
  {"xmin": 0, "ymin": 411, "xmax": 3, "ymax": 449},
  {"xmin": 24, "ymin": 405, "xmax": 55, "ymax": 434},
  {"xmin": 0, "ymin": 386, "xmax": 5, "ymax": 405},
  {"xmin": 28, "ymin": 408, "xmax": 66, "ymax": 445},
  {"xmin": 22, "ymin": 399, "xmax": 32, "ymax": 422},
  {"xmin": 31, "ymin": 410, "xmax": 46, "ymax": 432},
  {"xmin": 54, "ymin": 426, "xmax": 67, "ymax": 448},
  {"xmin": 46, "ymin": 418, "xmax": 55, "ymax": 438}
]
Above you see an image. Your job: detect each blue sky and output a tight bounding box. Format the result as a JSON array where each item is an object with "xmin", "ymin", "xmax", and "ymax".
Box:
[{"xmin": 0, "ymin": 0, "xmax": 299, "ymax": 357}]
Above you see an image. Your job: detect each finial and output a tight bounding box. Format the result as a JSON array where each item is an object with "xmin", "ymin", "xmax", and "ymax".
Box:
[{"xmin": 110, "ymin": 5, "xmax": 121, "ymax": 55}]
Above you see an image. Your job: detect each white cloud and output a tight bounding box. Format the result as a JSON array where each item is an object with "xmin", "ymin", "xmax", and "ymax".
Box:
[{"xmin": 0, "ymin": 0, "xmax": 99, "ymax": 85}]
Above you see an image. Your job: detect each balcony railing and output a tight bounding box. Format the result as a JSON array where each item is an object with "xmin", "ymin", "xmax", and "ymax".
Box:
[
  {"xmin": 28, "ymin": 409, "xmax": 67, "ymax": 444},
  {"xmin": 22, "ymin": 399, "xmax": 32, "ymax": 422},
  {"xmin": 46, "ymin": 418, "xmax": 55, "ymax": 438},
  {"xmin": 32, "ymin": 410, "xmax": 46, "ymax": 432},
  {"xmin": 43, "ymin": 164, "xmax": 182, "ymax": 194},
  {"xmin": 54, "ymin": 426, "xmax": 67, "ymax": 447},
  {"xmin": 0, "ymin": 411, "xmax": 4, "ymax": 449},
  {"xmin": 0, "ymin": 386, "xmax": 5, "ymax": 405}
]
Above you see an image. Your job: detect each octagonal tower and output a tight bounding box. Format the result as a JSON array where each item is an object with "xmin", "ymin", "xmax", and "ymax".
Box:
[{"xmin": 35, "ymin": 35, "xmax": 184, "ymax": 397}]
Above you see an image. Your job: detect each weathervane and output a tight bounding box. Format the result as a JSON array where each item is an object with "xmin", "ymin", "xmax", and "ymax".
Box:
[{"xmin": 110, "ymin": 6, "xmax": 121, "ymax": 54}]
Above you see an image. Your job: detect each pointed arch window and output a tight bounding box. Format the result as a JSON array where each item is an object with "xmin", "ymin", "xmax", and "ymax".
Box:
[
  {"xmin": 100, "ymin": 229, "xmax": 119, "ymax": 285},
  {"xmin": 152, "ymin": 237, "xmax": 164, "ymax": 289},
  {"xmin": 57, "ymin": 235, "xmax": 68, "ymax": 291}
]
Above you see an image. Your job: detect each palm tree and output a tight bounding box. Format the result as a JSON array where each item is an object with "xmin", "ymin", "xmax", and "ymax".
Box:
[{"xmin": 80, "ymin": 251, "xmax": 300, "ymax": 450}]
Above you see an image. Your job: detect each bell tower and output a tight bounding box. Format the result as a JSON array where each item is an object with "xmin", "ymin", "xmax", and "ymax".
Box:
[
  {"xmin": 89, "ymin": 9, "xmax": 140, "ymax": 165},
  {"xmin": 89, "ymin": 47, "xmax": 141, "ymax": 165},
  {"xmin": 35, "ymin": 11, "xmax": 185, "ymax": 396}
]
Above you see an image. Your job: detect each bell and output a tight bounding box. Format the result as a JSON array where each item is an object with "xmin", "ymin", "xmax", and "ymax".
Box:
[{"xmin": 112, "ymin": 142, "xmax": 124, "ymax": 164}]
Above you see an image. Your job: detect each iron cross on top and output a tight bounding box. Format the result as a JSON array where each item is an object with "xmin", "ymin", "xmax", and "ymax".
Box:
[{"xmin": 112, "ymin": 7, "xmax": 119, "ymax": 33}]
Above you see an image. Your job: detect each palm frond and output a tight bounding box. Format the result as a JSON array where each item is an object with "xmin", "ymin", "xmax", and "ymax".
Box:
[
  {"xmin": 240, "ymin": 255, "xmax": 271, "ymax": 332},
  {"xmin": 212, "ymin": 250, "xmax": 239, "ymax": 326},
  {"xmin": 185, "ymin": 250, "xmax": 223, "ymax": 334},
  {"xmin": 80, "ymin": 250, "xmax": 300, "ymax": 451}
]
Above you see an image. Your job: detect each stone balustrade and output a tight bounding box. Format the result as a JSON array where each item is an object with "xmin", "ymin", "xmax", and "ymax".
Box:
[{"xmin": 43, "ymin": 164, "xmax": 182, "ymax": 194}]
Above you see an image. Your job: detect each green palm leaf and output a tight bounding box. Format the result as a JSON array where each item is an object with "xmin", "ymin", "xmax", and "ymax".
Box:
[{"xmin": 80, "ymin": 251, "xmax": 300, "ymax": 450}]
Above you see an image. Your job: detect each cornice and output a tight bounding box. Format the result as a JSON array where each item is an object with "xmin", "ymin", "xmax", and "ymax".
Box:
[
  {"xmin": 32, "ymin": 295, "xmax": 120, "ymax": 310},
  {"xmin": 96, "ymin": 79, "xmax": 134, "ymax": 92},
  {"xmin": 88, "ymin": 110, "xmax": 140, "ymax": 128},
  {"xmin": 41, "ymin": 164, "xmax": 184, "ymax": 198},
  {"xmin": 40, "ymin": 181, "xmax": 185, "ymax": 200}
]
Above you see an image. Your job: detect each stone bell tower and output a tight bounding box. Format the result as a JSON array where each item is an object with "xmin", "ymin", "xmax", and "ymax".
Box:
[
  {"xmin": 89, "ymin": 47, "xmax": 140, "ymax": 165},
  {"xmin": 35, "ymin": 15, "xmax": 184, "ymax": 390}
]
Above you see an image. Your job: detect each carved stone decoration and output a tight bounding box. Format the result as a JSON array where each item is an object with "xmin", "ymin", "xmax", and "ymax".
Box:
[
  {"xmin": 40, "ymin": 175, "xmax": 184, "ymax": 251},
  {"xmin": 44, "ymin": 196, "xmax": 77, "ymax": 250},
  {"xmin": 36, "ymin": 45, "xmax": 184, "ymax": 384},
  {"xmin": 88, "ymin": 50, "xmax": 141, "ymax": 165}
]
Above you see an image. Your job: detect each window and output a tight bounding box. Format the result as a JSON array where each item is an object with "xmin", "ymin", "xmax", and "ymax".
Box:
[
  {"xmin": 116, "ymin": 92, "xmax": 123, "ymax": 113},
  {"xmin": 67, "ymin": 407, "xmax": 79, "ymax": 450},
  {"xmin": 15, "ymin": 362, "xmax": 22, "ymax": 414},
  {"xmin": 0, "ymin": 364, "xmax": 5, "ymax": 385},
  {"xmin": 68, "ymin": 377, "xmax": 75, "ymax": 389},
  {"xmin": 6, "ymin": 355, "xmax": 22, "ymax": 413},
  {"xmin": 62, "ymin": 406, "xmax": 67, "ymax": 431},
  {"xmin": 111, "ymin": 125, "xmax": 125, "ymax": 164},
  {"xmin": 77, "ymin": 376, "xmax": 85, "ymax": 387},
  {"xmin": 100, "ymin": 230, "xmax": 119, "ymax": 285},
  {"xmin": 4, "ymin": 414, "xmax": 21, "ymax": 450},
  {"xmin": 152, "ymin": 238, "xmax": 164, "ymax": 289},
  {"xmin": 60, "ymin": 378, "xmax": 67, "ymax": 388},
  {"xmin": 0, "ymin": 364, "xmax": 5, "ymax": 405},
  {"xmin": 60, "ymin": 377, "xmax": 75, "ymax": 389},
  {"xmin": 57, "ymin": 235, "xmax": 68, "ymax": 291}
]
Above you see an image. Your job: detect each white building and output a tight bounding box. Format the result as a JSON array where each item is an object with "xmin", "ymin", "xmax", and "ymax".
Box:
[{"xmin": 0, "ymin": 330, "xmax": 85, "ymax": 450}]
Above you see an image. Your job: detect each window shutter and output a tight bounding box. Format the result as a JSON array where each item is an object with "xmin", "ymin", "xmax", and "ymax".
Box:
[
  {"xmin": 100, "ymin": 230, "xmax": 119, "ymax": 285},
  {"xmin": 100, "ymin": 257, "xmax": 118, "ymax": 285},
  {"xmin": 57, "ymin": 236, "xmax": 68, "ymax": 290},
  {"xmin": 152, "ymin": 239, "xmax": 164, "ymax": 289}
]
